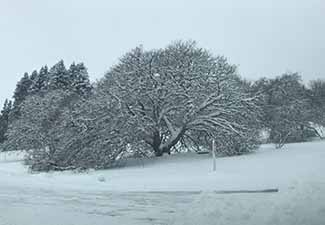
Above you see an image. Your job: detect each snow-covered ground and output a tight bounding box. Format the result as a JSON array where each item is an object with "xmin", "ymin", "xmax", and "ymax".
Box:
[{"xmin": 1, "ymin": 141, "xmax": 325, "ymax": 225}]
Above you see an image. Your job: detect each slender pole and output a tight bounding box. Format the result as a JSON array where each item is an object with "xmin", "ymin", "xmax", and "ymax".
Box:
[{"xmin": 212, "ymin": 139, "xmax": 216, "ymax": 171}]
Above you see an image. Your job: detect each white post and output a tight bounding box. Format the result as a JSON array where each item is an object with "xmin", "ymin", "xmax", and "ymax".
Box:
[{"xmin": 212, "ymin": 139, "xmax": 216, "ymax": 171}]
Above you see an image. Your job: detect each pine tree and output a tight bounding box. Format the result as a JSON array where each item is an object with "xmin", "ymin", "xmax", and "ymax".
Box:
[
  {"xmin": 29, "ymin": 66, "xmax": 49, "ymax": 94},
  {"xmin": 48, "ymin": 60, "xmax": 69, "ymax": 91},
  {"xmin": 30, "ymin": 70, "xmax": 38, "ymax": 83},
  {"xmin": 28, "ymin": 70, "xmax": 38, "ymax": 94},
  {"xmin": 68, "ymin": 62, "xmax": 92, "ymax": 96},
  {"xmin": 11, "ymin": 73, "xmax": 32, "ymax": 119},
  {"xmin": 0, "ymin": 99, "xmax": 12, "ymax": 143},
  {"xmin": 13, "ymin": 73, "xmax": 32, "ymax": 105}
]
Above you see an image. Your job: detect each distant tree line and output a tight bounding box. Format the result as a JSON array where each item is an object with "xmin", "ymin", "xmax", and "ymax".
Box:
[{"xmin": 0, "ymin": 41, "xmax": 324, "ymax": 171}]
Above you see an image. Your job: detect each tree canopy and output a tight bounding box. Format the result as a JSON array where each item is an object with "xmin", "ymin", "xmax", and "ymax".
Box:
[{"xmin": 97, "ymin": 41, "xmax": 261, "ymax": 156}]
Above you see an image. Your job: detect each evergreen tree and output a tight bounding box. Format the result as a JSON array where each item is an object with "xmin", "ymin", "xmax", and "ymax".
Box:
[
  {"xmin": 11, "ymin": 73, "xmax": 32, "ymax": 119},
  {"xmin": 28, "ymin": 70, "xmax": 38, "ymax": 95},
  {"xmin": 0, "ymin": 99, "xmax": 12, "ymax": 143},
  {"xmin": 30, "ymin": 70, "xmax": 38, "ymax": 83},
  {"xmin": 68, "ymin": 62, "xmax": 92, "ymax": 96},
  {"xmin": 29, "ymin": 66, "xmax": 49, "ymax": 94},
  {"xmin": 48, "ymin": 60, "xmax": 69, "ymax": 91}
]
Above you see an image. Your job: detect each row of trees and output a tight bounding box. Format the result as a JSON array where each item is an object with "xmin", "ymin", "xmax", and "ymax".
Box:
[{"xmin": 0, "ymin": 41, "xmax": 324, "ymax": 171}]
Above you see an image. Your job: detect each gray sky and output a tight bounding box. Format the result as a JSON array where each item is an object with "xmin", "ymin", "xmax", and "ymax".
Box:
[{"xmin": 1, "ymin": 0, "xmax": 324, "ymax": 107}]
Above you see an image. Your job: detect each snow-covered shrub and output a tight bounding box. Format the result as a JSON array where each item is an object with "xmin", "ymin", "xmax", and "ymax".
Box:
[
  {"xmin": 20, "ymin": 93, "xmax": 131, "ymax": 171},
  {"xmin": 188, "ymin": 124, "xmax": 261, "ymax": 156},
  {"xmin": 215, "ymin": 131, "xmax": 261, "ymax": 156},
  {"xmin": 4, "ymin": 90, "xmax": 76, "ymax": 171},
  {"xmin": 10, "ymin": 88, "xmax": 149, "ymax": 171}
]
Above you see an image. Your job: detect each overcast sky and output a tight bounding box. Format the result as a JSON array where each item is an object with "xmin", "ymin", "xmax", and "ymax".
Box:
[{"xmin": 1, "ymin": 0, "xmax": 324, "ymax": 106}]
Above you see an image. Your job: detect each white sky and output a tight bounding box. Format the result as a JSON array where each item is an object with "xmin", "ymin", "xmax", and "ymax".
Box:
[{"xmin": 1, "ymin": 0, "xmax": 324, "ymax": 107}]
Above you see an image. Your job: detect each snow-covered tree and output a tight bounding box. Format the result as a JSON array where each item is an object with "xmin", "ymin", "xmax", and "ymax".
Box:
[
  {"xmin": 68, "ymin": 62, "xmax": 92, "ymax": 96},
  {"xmin": 57, "ymin": 90, "xmax": 136, "ymax": 169},
  {"xmin": 98, "ymin": 41, "xmax": 261, "ymax": 156},
  {"xmin": 0, "ymin": 99, "xmax": 12, "ymax": 144},
  {"xmin": 253, "ymin": 73, "xmax": 317, "ymax": 148},
  {"xmin": 5, "ymin": 88, "xmax": 126, "ymax": 171},
  {"xmin": 3, "ymin": 42, "xmax": 263, "ymax": 170},
  {"xmin": 48, "ymin": 60, "xmax": 70, "ymax": 90},
  {"xmin": 308, "ymin": 79, "xmax": 325, "ymax": 128},
  {"xmin": 11, "ymin": 73, "xmax": 33, "ymax": 119},
  {"xmin": 29, "ymin": 70, "xmax": 38, "ymax": 83},
  {"xmin": 4, "ymin": 89, "xmax": 80, "ymax": 170},
  {"xmin": 29, "ymin": 66, "xmax": 49, "ymax": 94}
]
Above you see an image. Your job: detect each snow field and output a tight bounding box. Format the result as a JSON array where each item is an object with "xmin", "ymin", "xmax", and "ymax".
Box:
[{"xmin": 0, "ymin": 141, "xmax": 325, "ymax": 225}]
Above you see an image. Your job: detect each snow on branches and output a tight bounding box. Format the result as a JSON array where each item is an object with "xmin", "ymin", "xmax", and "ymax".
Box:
[{"xmin": 99, "ymin": 41, "xmax": 261, "ymax": 156}]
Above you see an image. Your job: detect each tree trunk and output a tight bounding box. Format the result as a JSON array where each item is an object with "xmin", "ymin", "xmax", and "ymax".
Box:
[
  {"xmin": 153, "ymin": 144, "xmax": 163, "ymax": 157},
  {"xmin": 153, "ymin": 144, "xmax": 171, "ymax": 156},
  {"xmin": 152, "ymin": 127, "xmax": 186, "ymax": 157},
  {"xmin": 151, "ymin": 130, "xmax": 163, "ymax": 157},
  {"xmin": 300, "ymin": 125, "xmax": 304, "ymax": 141}
]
